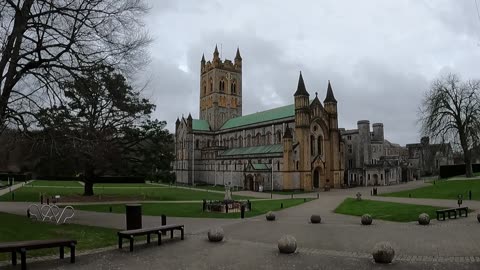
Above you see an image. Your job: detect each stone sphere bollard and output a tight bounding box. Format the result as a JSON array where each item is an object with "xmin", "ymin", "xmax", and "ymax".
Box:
[
  {"xmin": 372, "ymin": 241, "xmax": 395, "ymax": 263},
  {"xmin": 418, "ymin": 213, "xmax": 430, "ymax": 225},
  {"xmin": 477, "ymin": 213, "xmax": 480, "ymax": 223},
  {"xmin": 266, "ymin": 211, "xmax": 276, "ymax": 221},
  {"xmin": 361, "ymin": 214, "xmax": 373, "ymax": 225},
  {"xmin": 310, "ymin": 214, "xmax": 321, "ymax": 224},
  {"xmin": 207, "ymin": 227, "xmax": 224, "ymax": 242},
  {"xmin": 278, "ymin": 235, "xmax": 297, "ymax": 254}
]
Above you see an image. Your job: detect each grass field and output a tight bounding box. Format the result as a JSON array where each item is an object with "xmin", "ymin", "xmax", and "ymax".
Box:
[
  {"xmin": 381, "ymin": 179, "xmax": 480, "ymax": 200},
  {"xmin": 334, "ymin": 198, "xmax": 444, "ymax": 222},
  {"xmin": 75, "ymin": 198, "xmax": 312, "ymax": 218},
  {"xmin": 0, "ymin": 212, "xmax": 117, "ymax": 262},
  {"xmin": 0, "ymin": 181, "xmax": 252, "ymax": 202},
  {"xmin": 28, "ymin": 180, "xmax": 83, "ymax": 187}
]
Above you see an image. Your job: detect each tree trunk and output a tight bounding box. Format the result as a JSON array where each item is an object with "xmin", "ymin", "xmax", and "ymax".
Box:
[
  {"xmin": 464, "ymin": 150, "xmax": 473, "ymax": 178},
  {"xmin": 83, "ymin": 163, "xmax": 95, "ymax": 196},
  {"xmin": 84, "ymin": 181, "xmax": 94, "ymax": 196}
]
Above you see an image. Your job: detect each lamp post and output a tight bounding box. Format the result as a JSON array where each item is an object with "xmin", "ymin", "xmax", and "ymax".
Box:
[
  {"xmin": 271, "ymin": 159, "xmax": 274, "ymax": 199},
  {"xmin": 192, "ymin": 134, "xmax": 195, "ymax": 187}
]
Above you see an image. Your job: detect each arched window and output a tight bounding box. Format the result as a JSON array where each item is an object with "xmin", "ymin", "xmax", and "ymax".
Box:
[
  {"xmin": 256, "ymin": 133, "xmax": 261, "ymax": 146},
  {"xmin": 317, "ymin": 136, "xmax": 323, "ymax": 155},
  {"xmin": 209, "ymin": 78, "xmax": 213, "ymax": 92},
  {"xmin": 203, "ymin": 81, "xmax": 207, "ymax": 95},
  {"xmin": 195, "ymin": 139, "xmax": 199, "ymax": 149},
  {"xmin": 238, "ymin": 136, "xmax": 243, "ymax": 147},
  {"xmin": 296, "ymin": 161, "xmax": 299, "ymax": 170},
  {"xmin": 310, "ymin": 135, "xmax": 315, "ymax": 155},
  {"xmin": 219, "ymin": 80, "xmax": 225, "ymax": 92},
  {"xmin": 231, "ymin": 81, "xmax": 236, "ymax": 94},
  {"xmin": 276, "ymin": 131, "xmax": 282, "ymax": 144},
  {"xmin": 230, "ymin": 137, "xmax": 234, "ymax": 148},
  {"xmin": 247, "ymin": 135, "xmax": 252, "ymax": 147},
  {"xmin": 265, "ymin": 132, "xmax": 272, "ymax": 145}
]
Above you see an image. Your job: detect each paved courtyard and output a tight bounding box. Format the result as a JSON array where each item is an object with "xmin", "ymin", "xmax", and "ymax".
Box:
[{"xmin": 2, "ymin": 180, "xmax": 480, "ymax": 269}]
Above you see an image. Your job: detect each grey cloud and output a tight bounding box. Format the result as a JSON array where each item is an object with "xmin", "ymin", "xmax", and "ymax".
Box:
[{"xmin": 137, "ymin": 0, "xmax": 479, "ymax": 146}]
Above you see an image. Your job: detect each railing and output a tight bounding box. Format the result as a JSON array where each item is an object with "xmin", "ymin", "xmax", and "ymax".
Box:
[{"xmin": 27, "ymin": 204, "xmax": 75, "ymax": 224}]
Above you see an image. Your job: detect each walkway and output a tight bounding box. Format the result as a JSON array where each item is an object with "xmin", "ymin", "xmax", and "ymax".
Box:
[{"xmin": 2, "ymin": 180, "xmax": 480, "ymax": 269}]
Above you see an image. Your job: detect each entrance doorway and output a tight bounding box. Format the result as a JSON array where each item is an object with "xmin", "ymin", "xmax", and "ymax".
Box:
[
  {"xmin": 245, "ymin": 174, "xmax": 254, "ymax": 191},
  {"xmin": 373, "ymin": 174, "xmax": 379, "ymax": 186},
  {"xmin": 313, "ymin": 167, "xmax": 321, "ymax": 189}
]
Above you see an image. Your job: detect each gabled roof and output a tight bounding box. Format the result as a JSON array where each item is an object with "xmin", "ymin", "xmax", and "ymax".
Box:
[
  {"xmin": 220, "ymin": 104, "xmax": 295, "ymax": 130},
  {"xmin": 219, "ymin": 144, "xmax": 283, "ymax": 157},
  {"xmin": 192, "ymin": 119, "xmax": 210, "ymax": 131}
]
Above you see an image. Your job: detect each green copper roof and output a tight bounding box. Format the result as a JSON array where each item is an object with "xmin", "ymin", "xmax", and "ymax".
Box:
[
  {"xmin": 192, "ymin": 119, "xmax": 210, "ymax": 131},
  {"xmin": 251, "ymin": 163, "xmax": 271, "ymax": 170},
  {"xmin": 220, "ymin": 104, "xmax": 294, "ymax": 130},
  {"xmin": 220, "ymin": 144, "xmax": 283, "ymax": 156}
]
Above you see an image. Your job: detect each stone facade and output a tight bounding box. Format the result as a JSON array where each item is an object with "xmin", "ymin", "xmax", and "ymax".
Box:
[
  {"xmin": 406, "ymin": 137, "xmax": 454, "ymax": 178},
  {"xmin": 340, "ymin": 121, "xmax": 407, "ymax": 186},
  {"xmin": 174, "ymin": 47, "xmax": 344, "ymax": 191}
]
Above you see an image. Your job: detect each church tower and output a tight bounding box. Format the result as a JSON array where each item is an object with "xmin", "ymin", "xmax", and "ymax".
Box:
[
  {"xmin": 294, "ymin": 72, "xmax": 313, "ymax": 191},
  {"xmin": 199, "ymin": 46, "xmax": 243, "ymax": 131}
]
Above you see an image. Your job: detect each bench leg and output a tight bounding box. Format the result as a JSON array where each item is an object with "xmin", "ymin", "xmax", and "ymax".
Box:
[
  {"xmin": 170, "ymin": 230, "xmax": 174, "ymax": 239},
  {"xmin": 11, "ymin": 251, "xmax": 17, "ymax": 266},
  {"xmin": 20, "ymin": 248, "xmax": 26, "ymax": 270},
  {"xmin": 118, "ymin": 236, "xmax": 123, "ymax": 249},
  {"xmin": 129, "ymin": 236, "xmax": 134, "ymax": 252},
  {"xmin": 60, "ymin": 246, "xmax": 64, "ymax": 259},
  {"xmin": 157, "ymin": 232, "xmax": 162, "ymax": 245},
  {"xmin": 70, "ymin": 243, "xmax": 76, "ymax": 263},
  {"xmin": 181, "ymin": 228, "xmax": 184, "ymax": 240},
  {"xmin": 147, "ymin": 233, "xmax": 151, "ymax": 244}
]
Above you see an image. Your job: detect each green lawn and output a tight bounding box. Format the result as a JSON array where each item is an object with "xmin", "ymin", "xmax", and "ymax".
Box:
[
  {"xmin": 75, "ymin": 198, "xmax": 312, "ymax": 218},
  {"xmin": 381, "ymin": 179, "xmax": 480, "ymax": 200},
  {"xmin": 0, "ymin": 185, "xmax": 252, "ymax": 202},
  {"xmin": 0, "ymin": 212, "xmax": 117, "ymax": 262},
  {"xmin": 28, "ymin": 180, "xmax": 83, "ymax": 187},
  {"xmin": 334, "ymin": 198, "xmax": 444, "ymax": 222}
]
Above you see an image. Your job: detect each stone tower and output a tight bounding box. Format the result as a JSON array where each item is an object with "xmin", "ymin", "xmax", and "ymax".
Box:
[
  {"xmin": 199, "ymin": 46, "xmax": 242, "ymax": 131},
  {"xmin": 323, "ymin": 81, "xmax": 341, "ymax": 188},
  {"xmin": 294, "ymin": 72, "xmax": 313, "ymax": 191}
]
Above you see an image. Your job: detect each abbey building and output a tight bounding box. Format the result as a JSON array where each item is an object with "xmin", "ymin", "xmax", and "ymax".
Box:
[{"xmin": 174, "ymin": 46, "xmax": 345, "ymax": 191}]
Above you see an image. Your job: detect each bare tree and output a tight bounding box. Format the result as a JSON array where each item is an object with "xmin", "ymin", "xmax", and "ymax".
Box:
[
  {"xmin": 0, "ymin": 0, "xmax": 150, "ymax": 132},
  {"xmin": 420, "ymin": 73, "xmax": 480, "ymax": 177}
]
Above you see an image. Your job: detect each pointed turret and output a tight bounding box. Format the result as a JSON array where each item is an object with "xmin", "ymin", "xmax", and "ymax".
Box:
[
  {"xmin": 201, "ymin": 54, "xmax": 205, "ymax": 63},
  {"xmin": 213, "ymin": 45, "xmax": 219, "ymax": 59},
  {"xmin": 283, "ymin": 127, "xmax": 293, "ymax": 139},
  {"xmin": 293, "ymin": 72, "xmax": 309, "ymax": 96},
  {"xmin": 324, "ymin": 80, "xmax": 337, "ymax": 104},
  {"xmin": 235, "ymin": 47, "xmax": 242, "ymax": 61},
  {"xmin": 187, "ymin": 113, "xmax": 192, "ymax": 131},
  {"xmin": 175, "ymin": 117, "xmax": 180, "ymax": 130}
]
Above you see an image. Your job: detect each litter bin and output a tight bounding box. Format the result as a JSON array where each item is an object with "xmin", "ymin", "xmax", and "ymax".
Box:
[{"xmin": 125, "ymin": 204, "xmax": 142, "ymax": 230}]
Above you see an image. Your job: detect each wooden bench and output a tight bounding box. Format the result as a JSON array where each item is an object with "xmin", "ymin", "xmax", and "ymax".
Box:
[
  {"xmin": 457, "ymin": 206, "xmax": 469, "ymax": 217},
  {"xmin": 117, "ymin": 224, "xmax": 184, "ymax": 252},
  {"xmin": 436, "ymin": 208, "xmax": 457, "ymax": 221},
  {"xmin": 0, "ymin": 239, "xmax": 76, "ymax": 270},
  {"xmin": 436, "ymin": 207, "xmax": 469, "ymax": 221}
]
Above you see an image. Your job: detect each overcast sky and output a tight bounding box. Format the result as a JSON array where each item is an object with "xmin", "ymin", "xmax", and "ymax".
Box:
[{"xmin": 136, "ymin": 0, "xmax": 480, "ymax": 146}]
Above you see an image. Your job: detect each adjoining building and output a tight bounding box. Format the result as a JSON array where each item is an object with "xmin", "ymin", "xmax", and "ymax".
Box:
[
  {"xmin": 174, "ymin": 47, "xmax": 345, "ymax": 191},
  {"xmin": 406, "ymin": 137, "xmax": 454, "ymax": 178},
  {"xmin": 340, "ymin": 121, "xmax": 406, "ymax": 187}
]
